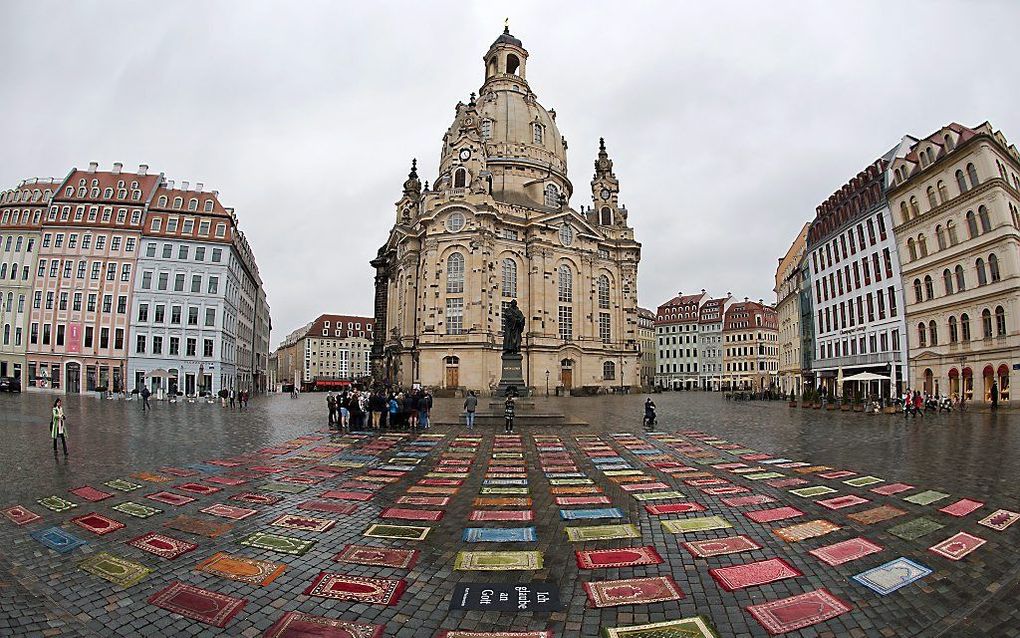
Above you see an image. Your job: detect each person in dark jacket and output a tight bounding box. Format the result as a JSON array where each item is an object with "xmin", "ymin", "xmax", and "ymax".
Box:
[
  {"xmin": 504, "ymin": 395, "xmax": 515, "ymax": 433},
  {"xmin": 419, "ymin": 390, "xmax": 433, "ymax": 429},
  {"xmin": 406, "ymin": 392, "xmax": 420, "ymax": 430}
]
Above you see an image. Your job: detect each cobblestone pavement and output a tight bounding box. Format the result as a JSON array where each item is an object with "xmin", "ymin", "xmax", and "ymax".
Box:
[{"xmin": 0, "ymin": 392, "xmax": 1017, "ymax": 637}]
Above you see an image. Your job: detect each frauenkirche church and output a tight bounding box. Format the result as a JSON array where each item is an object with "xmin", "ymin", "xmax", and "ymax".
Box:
[{"xmin": 371, "ymin": 28, "xmax": 641, "ymax": 394}]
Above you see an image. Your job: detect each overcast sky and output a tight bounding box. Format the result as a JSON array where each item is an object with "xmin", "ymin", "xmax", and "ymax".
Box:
[{"xmin": 3, "ymin": 1, "xmax": 1020, "ymax": 348}]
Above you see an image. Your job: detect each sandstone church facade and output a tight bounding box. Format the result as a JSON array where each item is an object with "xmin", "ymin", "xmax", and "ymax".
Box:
[{"xmin": 371, "ymin": 29, "xmax": 641, "ymax": 395}]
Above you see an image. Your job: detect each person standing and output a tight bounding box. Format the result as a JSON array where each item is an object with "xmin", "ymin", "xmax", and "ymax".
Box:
[
  {"xmin": 504, "ymin": 394, "xmax": 516, "ymax": 434},
  {"xmin": 991, "ymin": 381, "xmax": 999, "ymax": 411},
  {"xmin": 140, "ymin": 385, "xmax": 151, "ymax": 412},
  {"xmin": 51, "ymin": 398, "xmax": 68, "ymax": 457},
  {"xmin": 406, "ymin": 391, "xmax": 419, "ymax": 431},
  {"xmin": 419, "ymin": 389, "xmax": 433, "ymax": 429},
  {"xmin": 643, "ymin": 397, "xmax": 656, "ymax": 428},
  {"xmin": 913, "ymin": 390, "xmax": 924, "ymax": 417},
  {"xmin": 464, "ymin": 390, "xmax": 478, "ymax": 430},
  {"xmin": 388, "ymin": 393, "xmax": 399, "ymax": 429},
  {"xmin": 326, "ymin": 392, "xmax": 336, "ymax": 427},
  {"xmin": 229, "ymin": 389, "xmax": 236, "ymax": 409}
]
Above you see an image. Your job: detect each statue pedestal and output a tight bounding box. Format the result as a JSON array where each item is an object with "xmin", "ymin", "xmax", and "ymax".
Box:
[{"xmin": 495, "ymin": 353, "xmax": 531, "ymax": 397}]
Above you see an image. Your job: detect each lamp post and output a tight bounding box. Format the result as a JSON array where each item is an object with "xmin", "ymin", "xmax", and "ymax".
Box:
[{"xmin": 545, "ymin": 370, "xmax": 550, "ymax": 397}]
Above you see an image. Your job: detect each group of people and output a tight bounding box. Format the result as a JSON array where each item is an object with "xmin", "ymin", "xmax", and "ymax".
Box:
[
  {"xmin": 326, "ymin": 387, "xmax": 434, "ymax": 432},
  {"xmin": 898, "ymin": 386, "xmax": 1002, "ymax": 415}
]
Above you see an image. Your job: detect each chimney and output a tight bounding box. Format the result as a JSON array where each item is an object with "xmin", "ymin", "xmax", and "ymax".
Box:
[
  {"xmin": 137, "ymin": 164, "xmax": 148, "ymax": 175},
  {"xmin": 701, "ymin": 288, "xmax": 706, "ymax": 294},
  {"xmin": 195, "ymin": 182, "xmax": 204, "ymax": 192},
  {"xmin": 758, "ymin": 299, "xmax": 763, "ymax": 304},
  {"xmin": 212, "ymin": 190, "xmax": 219, "ymax": 197},
  {"xmin": 112, "ymin": 162, "xmax": 123, "ymax": 174},
  {"xmin": 182, "ymin": 181, "xmax": 190, "ymax": 191},
  {"xmin": 87, "ymin": 161, "xmax": 98, "ymax": 173},
  {"xmin": 167, "ymin": 180, "xmax": 175, "ymax": 190},
  {"xmin": 744, "ymin": 297, "xmax": 749, "ymax": 302}
]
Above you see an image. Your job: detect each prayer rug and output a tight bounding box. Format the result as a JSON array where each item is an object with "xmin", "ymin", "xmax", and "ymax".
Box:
[
  {"xmin": 438, "ymin": 632, "xmax": 552, "ymax": 638},
  {"xmin": 112, "ymin": 501, "xmax": 161, "ymax": 518},
  {"xmin": 740, "ymin": 453, "xmax": 772, "ymax": 461},
  {"xmin": 793, "ymin": 465, "xmax": 833, "ymax": 474},
  {"xmin": 196, "ymin": 551, "xmax": 286, "ymax": 585},
  {"xmin": 929, "ymin": 531, "xmax": 986, "ymax": 560},
  {"xmin": 264, "ymin": 611, "xmax": 385, "ymax": 638},
  {"xmin": 104, "ymin": 478, "xmax": 142, "ymax": 492},
  {"xmin": 871, "ymin": 482, "xmax": 914, "ymax": 495},
  {"xmin": 747, "ymin": 588, "xmax": 851, "ymax": 635},
  {"xmin": 262, "ymin": 481, "xmax": 308, "ymax": 494},
  {"xmin": 298, "ymin": 500, "xmax": 359, "ymax": 515},
  {"xmin": 844, "ymin": 476, "xmax": 883, "ymax": 487},
  {"xmin": 583, "ymin": 575, "xmax": 685, "ymax": 607},
  {"xmin": 128, "ymin": 532, "xmax": 197, "ymax": 559},
  {"xmin": 556, "ymin": 496, "xmax": 611, "ymax": 506},
  {"xmin": 888, "ymin": 518, "xmax": 944, "ymax": 541},
  {"xmin": 575, "ymin": 546, "xmax": 663, "ymax": 569},
  {"xmin": 817, "ymin": 470, "xmax": 857, "ymax": 480},
  {"xmin": 743, "ymin": 472, "xmax": 785, "ymax": 481},
  {"xmin": 682, "ymin": 535, "xmax": 761, "ymax": 558},
  {"xmin": 560, "ymin": 508, "xmax": 624, "ymax": 520},
  {"xmin": 852, "ymin": 557, "xmax": 931, "ymax": 595},
  {"xmin": 776, "ymin": 462, "xmax": 811, "ymax": 469},
  {"xmin": 31, "ymin": 527, "xmax": 86, "ymax": 553},
  {"xmin": 205, "ymin": 476, "xmax": 247, "ymax": 487},
  {"xmin": 322, "ymin": 490, "xmax": 374, "ymax": 501},
  {"xmin": 303, "ymin": 571, "xmax": 408, "ymax": 600},
  {"xmin": 847, "ymin": 505, "xmax": 907, "ymax": 525},
  {"xmin": 2, "ymin": 505, "xmax": 41, "ymax": 526},
  {"xmin": 470, "ymin": 510, "xmax": 534, "ymax": 521},
  {"xmin": 79, "ymin": 552, "xmax": 151, "ymax": 588},
  {"xmin": 201, "ymin": 504, "xmax": 258, "ymax": 520},
  {"xmin": 380, "ymin": 507, "xmax": 444, "ymax": 522},
  {"xmin": 146, "ymin": 491, "xmax": 196, "ymax": 507},
  {"xmin": 550, "ymin": 486, "xmax": 602, "ymax": 495},
  {"xmin": 70, "ymin": 512, "xmax": 125, "ymax": 535},
  {"xmin": 939, "ymin": 498, "xmax": 984, "ymax": 517},
  {"xmin": 744, "ymin": 506, "xmax": 804, "ymax": 523},
  {"xmin": 632, "ymin": 491, "xmax": 686, "ymax": 502},
  {"xmin": 682, "ymin": 478, "xmax": 728, "ymax": 487},
  {"xmin": 620, "ymin": 482, "xmax": 670, "ymax": 492},
  {"xmin": 454, "ymin": 551, "xmax": 544, "ymax": 571},
  {"xmin": 709, "ymin": 557, "xmax": 801, "ymax": 591},
  {"xmin": 721, "ymin": 494, "xmax": 777, "ymax": 507},
  {"xmin": 701, "ymin": 486, "xmax": 750, "ymax": 495},
  {"xmin": 661, "ymin": 516, "xmax": 732, "ymax": 534},
  {"xmin": 789, "ymin": 486, "xmax": 837, "ymax": 498},
  {"xmin": 602, "ymin": 617, "xmax": 719, "ymax": 638},
  {"xmin": 765, "ymin": 478, "xmax": 809, "ymax": 489},
  {"xmin": 69, "ymin": 486, "xmax": 113, "ymax": 502},
  {"xmin": 463, "ymin": 527, "xmax": 537, "ymax": 542},
  {"xmin": 239, "ymin": 531, "xmax": 316, "ymax": 555},
  {"xmin": 161, "ymin": 467, "xmax": 200, "ymax": 477},
  {"xmin": 566, "ymin": 523, "xmax": 641, "ymax": 541},
  {"xmin": 808, "ymin": 537, "xmax": 883, "ymax": 566},
  {"xmin": 397, "ymin": 495, "xmax": 450, "ymax": 506},
  {"xmin": 132, "ymin": 471, "xmax": 172, "ymax": 483},
  {"xmin": 335, "ymin": 544, "xmax": 419, "ymax": 569},
  {"xmin": 480, "ymin": 487, "xmax": 529, "ymax": 495},
  {"xmin": 164, "ymin": 515, "xmax": 232, "ymax": 538},
  {"xmin": 978, "ymin": 509, "xmax": 1020, "ymax": 531},
  {"xmin": 774, "ymin": 519, "xmax": 841, "ymax": 542},
  {"xmin": 270, "ymin": 514, "xmax": 336, "ymax": 532},
  {"xmin": 903, "ymin": 489, "xmax": 951, "ymax": 505},
  {"xmin": 407, "ymin": 486, "xmax": 459, "ymax": 495},
  {"xmin": 363, "ymin": 524, "xmax": 431, "ymax": 541},
  {"xmin": 148, "ymin": 581, "xmax": 247, "ymax": 628},
  {"xmin": 38, "ymin": 496, "xmax": 77, "ymax": 512},
  {"xmin": 231, "ymin": 492, "xmax": 283, "ymax": 505},
  {"xmin": 644, "ymin": 502, "xmax": 706, "ymax": 515},
  {"xmin": 817, "ymin": 495, "xmax": 870, "ymax": 510}
]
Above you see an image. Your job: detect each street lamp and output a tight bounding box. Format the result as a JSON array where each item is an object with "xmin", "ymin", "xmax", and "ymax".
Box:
[{"xmin": 545, "ymin": 370, "xmax": 550, "ymax": 397}]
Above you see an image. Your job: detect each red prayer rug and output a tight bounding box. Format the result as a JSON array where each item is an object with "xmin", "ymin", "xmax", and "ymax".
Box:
[
  {"xmin": 2, "ymin": 505, "xmax": 41, "ymax": 526},
  {"xmin": 204, "ymin": 476, "xmax": 247, "ymax": 487},
  {"xmin": 978, "ymin": 509, "xmax": 1020, "ymax": 531},
  {"xmin": 200, "ymin": 504, "xmax": 258, "ymax": 520},
  {"xmin": 709, "ymin": 557, "xmax": 802, "ymax": 591},
  {"xmin": 701, "ymin": 485, "xmax": 751, "ymax": 495},
  {"xmin": 231, "ymin": 492, "xmax": 282, "ymax": 505},
  {"xmin": 418, "ymin": 478, "xmax": 462, "ymax": 487},
  {"xmin": 334, "ymin": 544, "xmax": 419, "ymax": 569},
  {"xmin": 816, "ymin": 495, "xmax": 870, "ymax": 510},
  {"xmin": 809, "ymin": 537, "xmax": 883, "ymax": 566},
  {"xmin": 146, "ymin": 491, "xmax": 196, "ymax": 507},
  {"xmin": 70, "ymin": 513, "xmax": 125, "ymax": 535},
  {"xmin": 748, "ymin": 588, "xmax": 851, "ymax": 634},
  {"xmin": 304, "ymin": 572, "xmax": 406, "ymax": 605},
  {"xmin": 148, "ymin": 581, "xmax": 247, "ymax": 628},
  {"xmin": 929, "ymin": 531, "xmax": 986, "ymax": 560},
  {"xmin": 683, "ymin": 478, "xmax": 728, "ymax": 487},
  {"xmin": 69, "ymin": 486, "xmax": 113, "ymax": 502},
  {"xmin": 766, "ymin": 477, "xmax": 809, "ymax": 488},
  {"xmin": 817, "ymin": 470, "xmax": 856, "ymax": 480},
  {"xmin": 744, "ymin": 506, "xmax": 804, "ymax": 523},
  {"xmin": 644, "ymin": 502, "xmax": 706, "ymax": 515},
  {"xmin": 298, "ymin": 500, "xmax": 358, "ymax": 515},
  {"xmin": 380, "ymin": 507, "xmax": 444, "ymax": 521},
  {"xmin": 583, "ymin": 576, "xmax": 685, "ymax": 607},
  {"xmin": 396, "ymin": 495, "xmax": 450, "ymax": 507},
  {"xmin": 128, "ymin": 532, "xmax": 198, "ymax": 559},
  {"xmin": 939, "ymin": 499, "xmax": 984, "ymax": 517},
  {"xmin": 871, "ymin": 482, "xmax": 913, "ymax": 495},
  {"xmin": 322, "ymin": 490, "xmax": 374, "ymax": 501},
  {"xmin": 721, "ymin": 494, "xmax": 777, "ymax": 507},
  {"xmin": 270, "ymin": 514, "xmax": 336, "ymax": 532},
  {"xmin": 174, "ymin": 482, "xmax": 222, "ymax": 496},
  {"xmin": 575, "ymin": 546, "xmax": 663, "ymax": 569},
  {"xmin": 620, "ymin": 482, "xmax": 670, "ymax": 492},
  {"xmin": 264, "ymin": 611, "xmax": 385, "ymax": 638},
  {"xmin": 160, "ymin": 467, "xmax": 200, "ymax": 477},
  {"xmin": 682, "ymin": 535, "xmax": 762, "ymax": 558},
  {"xmin": 469, "ymin": 509, "xmax": 533, "ymax": 522}
]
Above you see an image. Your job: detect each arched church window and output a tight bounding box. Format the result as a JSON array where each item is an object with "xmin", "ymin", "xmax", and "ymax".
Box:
[
  {"xmin": 481, "ymin": 119, "xmax": 492, "ymax": 140},
  {"xmin": 506, "ymin": 54, "xmax": 520, "ymax": 75},
  {"xmin": 597, "ymin": 275, "xmax": 610, "ymax": 309},
  {"xmin": 446, "ymin": 252, "xmax": 464, "ymax": 294},
  {"xmin": 558, "ymin": 264, "xmax": 572, "ymax": 303},
  {"xmin": 533, "ymin": 123, "xmax": 544, "ymax": 145},
  {"xmin": 501, "ymin": 258, "xmax": 517, "ymax": 297},
  {"xmin": 544, "ymin": 184, "xmax": 559, "ymax": 207},
  {"xmin": 558, "ymin": 223, "xmax": 573, "ymax": 246},
  {"xmin": 602, "ymin": 361, "xmax": 616, "ymax": 380},
  {"xmin": 454, "ymin": 168, "xmax": 467, "ymax": 188},
  {"xmin": 600, "ymin": 206, "xmax": 613, "ymax": 225}
]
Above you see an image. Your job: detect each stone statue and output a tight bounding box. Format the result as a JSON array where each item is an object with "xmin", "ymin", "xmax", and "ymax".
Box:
[{"xmin": 502, "ymin": 300, "xmax": 525, "ymax": 354}]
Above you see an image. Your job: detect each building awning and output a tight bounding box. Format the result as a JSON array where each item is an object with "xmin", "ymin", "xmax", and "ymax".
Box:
[{"xmin": 315, "ymin": 380, "xmax": 351, "ymax": 388}]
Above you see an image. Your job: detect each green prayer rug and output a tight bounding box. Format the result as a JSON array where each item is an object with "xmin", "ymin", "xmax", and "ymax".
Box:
[
  {"xmin": 565, "ymin": 523, "xmax": 641, "ymax": 542},
  {"xmin": 844, "ymin": 476, "xmax": 884, "ymax": 487},
  {"xmin": 454, "ymin": 550, "xmax": 543, "ymax": 571},
  {"xmin": 79, "ymin": 552, "xmax": 151, "ymax": 588},
  {"xmin": 904, "ymin": 490, "xmax": 951, "ymax": 505},
  {"xmin": 239, "ymin": 532, "xmax": 316, "ymax": 555},
  {"xmin": 745, "ymin": 472, "xmax": 785, "ymax": 480},
  {"xmin": 602, "ymin": 615, "xmax": 720, "ymax": 638},
  {"xmin": 632, "ymin": 491, "xmax": 686, "ymax": 501},
  {"xmin": 104, "ymin": 479, "xmax": 142, "ymax": 492},
  {"xmin": 661, "ymin": 516, "xmax": 732, "ymax": 534},
  {"xmin": 363, "ymin": 524, "xmax": 431, "ymax": 540},
  {"xmin": 112, "ymin": 501, "xmax": 162, "ymax": 518},
  {"xmin": 789, "ymin": 486, "xmax": 838, "ymax": 497},
  {"xmin": 889, "ymin": 517, "xmax": 945, "ymax": 541},
  {"xmin": 38, "ymin": 496, "xmax": 77, "ymax": 512}
]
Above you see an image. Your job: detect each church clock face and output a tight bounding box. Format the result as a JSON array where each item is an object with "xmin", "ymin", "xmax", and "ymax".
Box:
[
  {"xmin": 600, "ymin": 188, "xmax": 611, "ymax": 200},
  {"xmin": 459, "ymin": 148, "xmax": 471, "ymax": 161}
]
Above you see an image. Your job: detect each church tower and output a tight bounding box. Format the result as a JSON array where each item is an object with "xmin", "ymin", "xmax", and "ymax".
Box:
[{"xmin": 591, "ymin": 138, "xmax": 623, "ymax": 227}]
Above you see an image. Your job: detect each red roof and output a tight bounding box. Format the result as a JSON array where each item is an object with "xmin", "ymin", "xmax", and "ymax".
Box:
[
  {"xmin": 305, "ymin": 314, "xmax": 375, "ymax": 340},
  {"xmin": 724, "ymin": 301, "xmax": 777, "ymax": 331},
  {"xmin": 54, "ymin": 168, "xmax": 160, "ymax": 205},
  {"xmin": 150, "ymin": 186, "xmax": 231, "ymax": 217}
]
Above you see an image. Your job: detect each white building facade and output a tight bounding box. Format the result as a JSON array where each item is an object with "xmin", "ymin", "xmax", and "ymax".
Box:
[
  {"xmin": 654, "ymin": 292, "xmax": 706, "ymax": 390},
  {"xmin": 697, "ymin": 294, "xmax": 732, "ymax": 391}
]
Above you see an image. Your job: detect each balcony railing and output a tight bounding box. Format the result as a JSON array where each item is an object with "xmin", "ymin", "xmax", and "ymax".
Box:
[{"xmin": 812, "ymin": 350, "xmax": 902, "ymax": 370}]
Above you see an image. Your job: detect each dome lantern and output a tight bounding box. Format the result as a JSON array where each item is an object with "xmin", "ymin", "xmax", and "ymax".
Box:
[{"xmin": 482, "ymin": 25, "xmax": 529, "ymax": 88}]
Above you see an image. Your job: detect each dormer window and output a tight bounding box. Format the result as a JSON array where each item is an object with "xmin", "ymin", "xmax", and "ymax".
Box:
[
  {"xmin": 454, "ymin": 168, "xmax": 468, "ymax": 188},
  {"xmin": 172, "ymin": 197, "xmax": 183, "ymax": 209},
  {"xmin": 158, "ymin": 195, "xmax": 167, "ymax": 207},
  {"xmin": 544, "ymin": 184, "xmax": 559, "ymax": 207},
  {"xmin": 481, "ymin": 119, "xmax": 493, "ymax": 140},
  {"xmin": 533, "ymin": 123, "xmax": 544, "ymax": 145},
  {"xmin": 204, "ymin": 199, "xmax": 214, "ymax": 212}
]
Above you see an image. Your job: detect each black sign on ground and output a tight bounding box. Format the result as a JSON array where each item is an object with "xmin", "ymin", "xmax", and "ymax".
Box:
[{"xmin": 449, "ymin": 582, "xmax": 561, "ymax": 612}]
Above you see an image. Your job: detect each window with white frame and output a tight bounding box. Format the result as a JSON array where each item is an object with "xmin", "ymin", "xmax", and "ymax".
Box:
[
  {"xmin": 445, "ymin": 297, "xmax": 464, "ymax": 335},
  {"xmin": 501, "ymin": 258, "xmax": 517, "ymax": 297},
  {"xmin": 446, "ymin": 252, "xmax": 465, "ymax": 293}
]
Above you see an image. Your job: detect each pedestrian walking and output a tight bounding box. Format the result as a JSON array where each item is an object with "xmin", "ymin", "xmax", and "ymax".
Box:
[
  {"xmin": 912, "ymin": 391, "xmax": 924, "ymax": 417},
  {"xmin": 991, "ymin": 381, "xmax": 999, "ymax": 411},
  {"xmin": 140, "ymin": 385, "xmax": 152, "ymax": 412},
  {"xmin": 504, "ymin": 394, "xmax": 515, "ymax": 434},
  {"xmin": 229, "ymin": 389, "xmax": 236, "ymax": 409},
  {"xmin": 643, "ymin": 397, "xmax": 656, "ymax": 428},
  {"xmin": 50, "ymin": 398, "xmax": 68, "ymax": 457},
  {"xmin": 464, "ymin": 390, "xmax": 478, "ymax": 430}
]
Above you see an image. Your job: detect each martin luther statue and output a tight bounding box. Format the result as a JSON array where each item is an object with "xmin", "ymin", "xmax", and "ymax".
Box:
[{"xmin": 502, "ymin": 300, "xmax": 525, "ymax": 354}]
